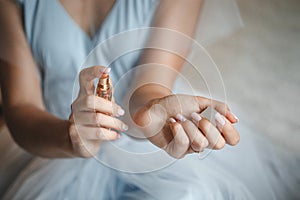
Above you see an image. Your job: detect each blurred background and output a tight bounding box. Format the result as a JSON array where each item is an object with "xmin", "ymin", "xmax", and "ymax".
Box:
[{"xmin": 205, "ymin": 0, "xmax": 300, "ymax": 153}]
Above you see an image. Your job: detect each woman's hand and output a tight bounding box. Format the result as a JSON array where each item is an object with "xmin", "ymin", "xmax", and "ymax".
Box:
[
  {"xmin": 68, "ymin": 66, "xmax": 128, "ymax": 158},
  {"xmin": 133, "ymin": 94, "xmax": 240, "ymax": 158}
]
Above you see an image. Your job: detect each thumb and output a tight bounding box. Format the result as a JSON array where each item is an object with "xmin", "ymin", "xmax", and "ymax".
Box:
[{"xmin": 79, "ymin": 66, "xmax": 110, "ymax": 95}]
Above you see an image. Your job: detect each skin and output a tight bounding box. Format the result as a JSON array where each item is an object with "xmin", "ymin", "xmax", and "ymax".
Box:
[
  {"xmin": 0, "ymin": 0, "xmax": 240, "ymax": 159},
  {"xmin": 127, "ymin": 0, "xmax": 240, "ymax": 158}
]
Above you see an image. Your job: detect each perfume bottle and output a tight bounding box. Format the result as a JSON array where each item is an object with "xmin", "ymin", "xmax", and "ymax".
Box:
[{"xmin": 96, "ymin": 72, "xmax": 112, "ymax": 101}]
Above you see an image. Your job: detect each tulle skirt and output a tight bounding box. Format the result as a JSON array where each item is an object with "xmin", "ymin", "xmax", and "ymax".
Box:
[{"xmin": 2, "ymin": 121, "xmax": 300, "ymax": 200}]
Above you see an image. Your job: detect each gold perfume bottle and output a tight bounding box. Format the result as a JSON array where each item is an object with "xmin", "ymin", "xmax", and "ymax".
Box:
[{"xmin": 96, "ymin": 72, "xmax": 112, "ymax": 101}]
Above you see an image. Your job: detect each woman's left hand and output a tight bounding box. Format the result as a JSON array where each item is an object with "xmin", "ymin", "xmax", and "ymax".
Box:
[{"xmin": 133, "ymin": 94, "xmax": 240, "ymax": 158}]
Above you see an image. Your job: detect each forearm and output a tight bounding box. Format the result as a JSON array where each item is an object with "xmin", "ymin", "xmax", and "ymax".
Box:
[
  {"xmin": 4, "ymin": 104, "xmax": 73, "ymax": 158},
  {"xmin": 128, "ymin": 0, "xmax": 203, "ymax": 110}
]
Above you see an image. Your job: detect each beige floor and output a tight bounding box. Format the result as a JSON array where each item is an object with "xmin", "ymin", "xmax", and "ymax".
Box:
[{"xmin": 202, "ymin": 0, "xmax": 300, "ymax": 152}]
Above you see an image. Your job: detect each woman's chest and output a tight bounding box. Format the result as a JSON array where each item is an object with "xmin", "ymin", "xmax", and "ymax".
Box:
[{"xmin": 23, "ymin": 0, "xmax": 158, "ymax": 80}]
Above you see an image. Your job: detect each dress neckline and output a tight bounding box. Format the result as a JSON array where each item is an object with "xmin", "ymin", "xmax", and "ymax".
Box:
[{"xmin": 55, "ymin": 0, "xmax": 119, "ymax": 43}]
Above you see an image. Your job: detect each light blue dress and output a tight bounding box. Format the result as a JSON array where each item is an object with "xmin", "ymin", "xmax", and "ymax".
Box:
[{"xmin": 2, "ymin": 0, "xmax": 300, "ymax": 199}]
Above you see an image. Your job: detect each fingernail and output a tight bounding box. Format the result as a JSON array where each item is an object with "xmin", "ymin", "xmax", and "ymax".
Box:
[
  {"xmin": 117, "ymin": 134, "xmax": 121, "ymax": 139},
  {"xmin": 231, "ymin": 112, "xmax": 239, "ymax": 122},
  {"xmin": 100, "ymin": 67, "xmax": 111, "ymax": 73},
  {"xmin": 191, "ymin": 112, "xmax": 202, "ymax": 123},
  {"xmin": 104, "ymin": 67, "xmax": 111, "ymax": 73},
  {"xmin": 202, "ymin": 138, "xmax": 209, "ymax": 148},
  {"xmin": 122, "ymin": 124, "xmax": 128, "ymax": 131},
  {"xmin": 215, "ymin": 112, "xmax": 226, "ymax": 126},
  {"xmin": 169, "ymin": 117, "xmax": 176, "ymax": 123},
  {"xmin": 175, "ymin": 114, "xmax": 186, "ymax": 122},
  {"xmin": 118, "ymin": 108, "xmax": 125, "ymax": 116}
]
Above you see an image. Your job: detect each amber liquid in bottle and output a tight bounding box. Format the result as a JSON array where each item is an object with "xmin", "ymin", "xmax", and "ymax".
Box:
[{"xmin": 96, "ymin": 73, "xmax": 112, "ymax": 101}]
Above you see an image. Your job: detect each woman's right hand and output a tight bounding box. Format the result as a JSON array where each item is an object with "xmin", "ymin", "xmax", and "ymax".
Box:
[{"xmin": 68, "ymin": 66, "xmax": 128, "ymax": 158}]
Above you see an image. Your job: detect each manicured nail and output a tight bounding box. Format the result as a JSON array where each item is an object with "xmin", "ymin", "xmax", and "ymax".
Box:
[
  {"xmin": 231, "ymin": 112, "xmax": 239, "ymax": 122},
  {"xmin": 202, "ymin": 138, "xmax": 209, "ymax": 148},
  {"xmin": 191, "ymin": 112, "xmax": 202, "ymax": 123},
  {"xmin": 169, "ymin": 118, "xmax": 176, "ymax": 123},
  {"xmin": 100, "ymin": 67, "xmax": 111, "ymax": 73},
  {"xmin": 215, "ymin": 112, "xmax": 226, "ymax": 126},
  {"xmin": 117, "ymin": 107, "xmax": 125, "ymax": 116},
  {"xmin": 122, "ymin": 124, "xmax": 128, "ymax": 131},
  {"xmin": 175, "ymin": 114, "xmax": 186, "ymax": 122},
  {"xmin": 104, "ymin": 67, "xmax": 111, "ymax": 73}
]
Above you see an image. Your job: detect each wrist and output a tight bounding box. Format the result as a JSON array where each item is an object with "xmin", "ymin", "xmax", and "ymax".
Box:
[
  {"xmin": 61, "ymin": 119, "xmax": 76, "ymax": 157},
  {"xmin": 129, "ymin": 84, "xmax": 172, "ymax": 114}
]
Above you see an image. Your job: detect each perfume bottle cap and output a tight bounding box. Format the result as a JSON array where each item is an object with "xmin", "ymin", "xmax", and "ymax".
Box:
[{"xmin": 99, "ymin": 73, "xmax": 110, "ymax": 90}]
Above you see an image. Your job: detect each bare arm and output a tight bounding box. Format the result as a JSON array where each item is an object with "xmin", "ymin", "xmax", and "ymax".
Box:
[
  {"xmin": 128, "ymin": 0, "xmax": 240, "ymax": 158},
  {"xmin": 0, "ymin": 1, "xmax": 126, "ymax": 158},
  {"xmin": 0, "ymin": 0, "xmax": 72, "ymax": 157},
  {"xmin": 130, "ymin": 0, "xmax": 203, "ymax": 111}
]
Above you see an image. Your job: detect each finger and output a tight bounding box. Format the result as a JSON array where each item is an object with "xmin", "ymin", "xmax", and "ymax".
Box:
[
  {"xmin": 96, "ymin": 113, "xmax": 128, "ymax": 131},
  {"xmin": 165, "ymin": 118, "xmax": 190, "ymax": 159},
  {"xmin": 175, "ymin": 114, "xmax": 209, "ymax": 152},
  {"xmin": 110, "ymin": 78, "xmax": 114, "ymax": 94},
  {"xmin": 79, "ymin": 66, "xmax": 111, "ymax": 95},
  {"xmin": 215, "ymin": 112, "xmax": 240, "ymax": 146},
  {"xmin": 186, "ymin": 147, "xmax": 196, "ymax": 154},
  {"xmin": 185, "ymin": 145, "xmax": 206, "ymax": 154},
  {"xmin": 110, "ymin": 79, "xmax": 115, "ymax": 102},
  {"xmin": 195, "ymin": 96, "xmax": 238, "ymax": 123},
  {"xmin": 72, "ymin": 112, "xmax": 128, "ymax": 131},
  {"xmin": 191, "ymin": 112, "xmax": 226, "ymax": 150},
  {"xmin": 73, "ymin": 95, "xmax": 125, "ymax": 116},
  {"xmin": 71, "ymin": 124, "xmax": 120, "ymax": 140}
]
